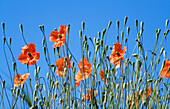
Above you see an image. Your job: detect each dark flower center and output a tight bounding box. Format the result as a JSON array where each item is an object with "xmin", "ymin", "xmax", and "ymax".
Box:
[
  {"xmin": 58, "ymin": 34, "xmax": 62, "ymax": 38},
  {"xmin": 27, "ymin": 52, "xmax": 32, "ymax": 57},
  {"xmin": 116, "ymin": 51, "xmax": 121, "ymax": 56}
]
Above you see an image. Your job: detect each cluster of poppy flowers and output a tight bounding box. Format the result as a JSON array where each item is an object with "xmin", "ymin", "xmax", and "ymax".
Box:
[{"xmin": 13, "ymin": 25, "xmax": 170, "ymax": 104}]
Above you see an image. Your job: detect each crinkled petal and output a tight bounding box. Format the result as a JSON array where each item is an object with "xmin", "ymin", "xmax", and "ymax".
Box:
[
  {"xmin": 49, "ymin": 31, "xmax": 59, "ymax": 42},
  {"xmin": 114, "ymin": 43, "xmax": 122, "ymax": 52},
  {"xmin": 18, "ymin": 54, "xmax": 29, "ymax": 64},
  {"xmin": 21, "ymin": 43, "xmax": 36, "ymax": 54}
]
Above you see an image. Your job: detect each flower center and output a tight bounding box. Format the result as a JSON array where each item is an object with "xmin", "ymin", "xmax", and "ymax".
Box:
[
  {"xmin": 27, "ymin": 52, "xmax": 32, "ymax": 57},
  {"xmin": 20, "ymin": 78, "xmax": 24, "ymax": 82},
  {"xmin": 27, "ymin": 52, "xmax": 33, "ymax": 60},
  {"xmin": 116, "ymin": 52, "xmax": 121, "ymax": 56},
  {"xmin": 58, "ymin": 34, "xmax": 62, "ymax": 39}
]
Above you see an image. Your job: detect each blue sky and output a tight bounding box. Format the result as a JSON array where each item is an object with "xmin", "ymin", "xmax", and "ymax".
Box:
[{"xmin": 0, "ymin": 0, "xmax": 170, "ymax": 107}]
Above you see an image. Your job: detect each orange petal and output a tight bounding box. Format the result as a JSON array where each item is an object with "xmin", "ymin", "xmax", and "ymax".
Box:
[
  {"xmin": 75, "ymin": 70, "xmax": 82, "ymax": 87},
  {"xmin": 114, "ymin": 43, "xmax": 122, "ymax": 53},
  {"xmin": 21, "ymin": 43, "xmax": 36, "ymax": 54},
  {"xmin": 56, "ymin": 59, "xmax": 62, "ymax": 68},
  {"xmin": 59, "ymin": 25, "xmax": 67, "ymax": 37},
  {"xmin": 142, "ymin": 87, "xmax": 151, "ymax": 100},
  {"xmin": 27, "ymin": 52, "xmax": 40, "ymax": 65},
  {"xmin": 13, "ymin": 73, "xmax": 30, "ymax": 87},
  {"xmin": 49, "ymin": 31, "xmax": 59, "ymax": 42},
  {"xmin": 85, "ymin": 89, "xmax": 97, "ymax": 101},
  {"xmin": 99, "ymin": 69, "xmax": 105, "ymax": 81},
  {"xmin": 75, "ymin": 81, "xmax": 81, "ymax": 87},
  {"xmin": 166, "ymin": 71, "xmax": 169, "ymax": 78},
  {"xmin": 53, "ymin": 38, "xmax": 66, "ymax": 47},
  {"xmin": 56, "ymin": 68, "xmax": 65, "ymax": 77},
  {"xmin": 22, "ymin": 73, "xmax": 30, "ymax": 80},
  {"xmin": 18, "ymin": 54, "xmax": 29, "ymax": 64},
  {"xmin": 13, "ymin": 74, "xmax": 22, "ymax": 83},
  {"xmin": 62, "ymin": 57, "xmax": 71, "ymax": 69},
  {"xmin": 80, "ymin": 68, "xmax": 92, "ymax": 80},
  {"xmin": 114, "ymin": 60, "xmax": 122, "ymax": 69},
  {"xmin": 160, "ymin": 70, "xmax": 167, "ymax": 78},
  {"xmin": 78, "ymin": 57, "xmax": 88, "ymax": 68}
]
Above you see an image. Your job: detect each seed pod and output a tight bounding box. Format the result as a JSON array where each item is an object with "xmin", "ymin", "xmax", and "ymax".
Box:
[
  {"xmin": 82, "ymin": 21, "xmax": 85, "ymax": 32},
  {"xmin": 2, "ymin": 80, "xmax": 5, "ymax": 88},
  {"xmin": 46, "ymin": 72, "xmax": 49, "ymax": 80},
  {"xmin": 16, "ymin": 88, "xmax": 20, "ymax": 96},
  {"xmin": 35, "ymin": 83, "xmax": 39, "ymax": 91},
  {"xmin": 127, "ymin": 26, "xmax": 130, "ymax": 36},
  {"xmin": 124, "ymin": 16, "xmax": 128, "ymax": 26},
  {"xmin": 116, "ymin": 20, "xmax": 119, "ymax": 31},
  {"xmin": 34, "ymin": 97, "xmax": 38, "ymax": 102},
  {"xmin": 2, "ymin": 22, "xmax": 5, "ymax": 33}
]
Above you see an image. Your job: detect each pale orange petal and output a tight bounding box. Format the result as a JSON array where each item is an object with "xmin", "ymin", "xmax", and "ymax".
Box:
[
  {"xmin": 75, "ymin": 70, "xmax": 82, "ymax": 87},
  {"xmin": 53, "ymin": 38, "xmax": 66, "ymax": 47}
]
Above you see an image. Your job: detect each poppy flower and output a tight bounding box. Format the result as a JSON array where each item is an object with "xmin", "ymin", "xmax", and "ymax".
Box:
[
  {"xmin": 84, "ymin": 89, "xmax": 98, "ymax": 101},
  {"xmin": 49, "ymin": 25, "xmax": 67, "ymax": 47},
  {"xmin": 99, "ymin": 69, "xmax": 106, "ymax": 84},
  {"xmin": 160, "ymin": 60, "xmax": 170, "ymax": 78},
  {"xmin": 78, "ymin": 57, "xmax": 92, "ymax": 80},
  {"xmin": 126, "ymin": 87, "xmax": 151, "ymax": 107},
  {"xmin": 18, "ymin": 43, "xmax": 40, "ymax": 65},
  {"xmin": 13, "ymin": 73, "xmax": 30, "ymax": 87},
  {"xmin": 110, "ymin": 43, "xmax": 126, "ymax": 69},
  {"xmin": 75, "ymin": 57, "xmax": 92, "ymax": 87},
  {"xmin": 55, "ymin": 57, "xmax": 71, "ymax": 77}
]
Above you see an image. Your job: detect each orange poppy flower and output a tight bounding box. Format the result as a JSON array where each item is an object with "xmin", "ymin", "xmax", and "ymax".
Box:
[
  {"xmin": 99, "ymin": 69, "xmax": 106, "ymax": 84},
  {"xmin": 127, "ymin": 87, "xmax": 151, "ymax": 107},
  {"xmin": 84, "ymin": 89, "xmax": 98, "ymax": 101},
  {"xmin": 18, "ymin": 43, "xmax": 40, "ymax": 65},
  {"xmin": 78, "ymin": 57, "xmax": 92, "ymax": 80},
  {"xmin": 74, "ymin": 57, "xmax": 92, "ymax": 87},
  {"xmin": 55, "ymin": 57, "xmax": 71, "ymax": 77},
  {"xmin": 160, "ymin": 60, "xmax": 170, "ymax": 78},
  {"xmin": 13, "ymin": 73, "xmax": 30, "ymax": 87},
  {"xmin": 49, "ymin": 25, "xmax": 67, "ymax": 47},
  {"xmin": 110, "ymin": 43, "xmax": 126, "ymax": 69}
]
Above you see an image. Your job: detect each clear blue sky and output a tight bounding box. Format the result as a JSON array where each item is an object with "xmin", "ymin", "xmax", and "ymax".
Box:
[{"xmin": 0, "ymin": 0, "xmax": 170, "ymax": 105}]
